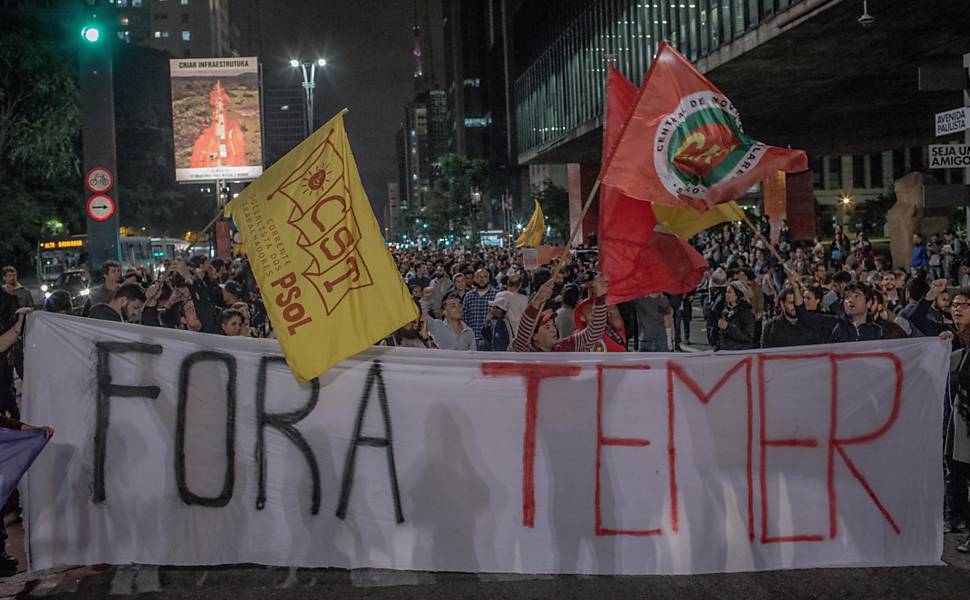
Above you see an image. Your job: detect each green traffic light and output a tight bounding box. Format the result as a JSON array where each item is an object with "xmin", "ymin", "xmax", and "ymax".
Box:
[{"xmin": 81, "ymin": 25, "xmax": 101, "ymax": 43}]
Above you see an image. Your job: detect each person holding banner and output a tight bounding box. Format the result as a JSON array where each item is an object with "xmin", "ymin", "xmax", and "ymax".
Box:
[
  {"xmin": 512, "ymin": 276, "xmax": 608, "ymax": 352},
  {"xmin": 0, "ymin": 413, "xmax": 53, "ymax": 577},
  {"xmin": 946, "ymin": 288, "xmax": 970, "ymax": 552}
]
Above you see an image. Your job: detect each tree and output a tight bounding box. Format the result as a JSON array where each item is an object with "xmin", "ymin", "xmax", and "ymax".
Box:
[
  {"xmin": 0, "ymin": 20, "xmax": 80, "ymax": 181},
  {"xmin": 859, "ymin": 191, "xmax": 895, "ymax": 238},
  {"xmin": 530, "ymin": 179, "xmax": 570, "ymax": 244},
  {"xmin": 0, "ymin": 18, "xmax": 83, "ymax": 271},
  {"xmin": 425, "ymin": 153, "xmax": 490, "ymax": 241}
]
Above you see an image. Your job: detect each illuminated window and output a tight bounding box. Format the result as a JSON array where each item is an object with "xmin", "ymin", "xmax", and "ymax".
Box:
[{"xmin": 182, "ymin": 30, "xmax": 191, "ymax": 41}]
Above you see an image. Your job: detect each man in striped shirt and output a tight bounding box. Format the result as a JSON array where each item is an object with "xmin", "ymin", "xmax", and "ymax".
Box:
[{"xmin": 512, "ymin": 276, "xmax": 609, "ymax": 352}]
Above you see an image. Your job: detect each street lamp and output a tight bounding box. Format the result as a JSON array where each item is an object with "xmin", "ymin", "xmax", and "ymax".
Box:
[
  {"xmin": 838, "ymin": 194, "xmax": 854, "ymax": 229},
  {"xmin": 290, "ymin": 58, "xmax": 328, "ymax": 138}
]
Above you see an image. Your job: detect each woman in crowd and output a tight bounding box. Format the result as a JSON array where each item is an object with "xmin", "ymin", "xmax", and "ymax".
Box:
[{"xmin": 716, "ymin": 281, "xmax": 756, "ymax": 351}]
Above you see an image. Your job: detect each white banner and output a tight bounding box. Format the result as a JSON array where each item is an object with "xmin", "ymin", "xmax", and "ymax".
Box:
[{"xmin": 22, "ymin": 313, "xmax": 947, "ymax": 575}]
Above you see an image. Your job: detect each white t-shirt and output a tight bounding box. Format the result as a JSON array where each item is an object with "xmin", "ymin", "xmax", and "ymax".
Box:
[{"xmin": 494, "ymin": 290, "xmax": 528, "ymax": 333}]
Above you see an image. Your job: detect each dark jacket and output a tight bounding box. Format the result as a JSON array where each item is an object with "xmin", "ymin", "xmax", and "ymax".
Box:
[
  {"xmin": 88, "ymin": 303, "xmax": 123, "ymax": 322},
  {"xmin": 761, "ymin": 315, "xmax": 821, "ymax": 348},
  {"xmin": 141, "ymin": 306, "xmax": 163, "ymax": 328},
  {"xmin": 704, "ymin": 288, "xmax": 726, "ymax": 346},
  {"xmin": 902, "ymin": 297, "xmax": 953, "ymax": 338},
  {"xmin": 875, "ymin": 317, "xmax": 909, "ymax": 339},
  {"xmin": 716, "ymin": 300, "xmax": 756, "ymax": 350},
  {"xmin": 187, "ymin": 279, "xmax": 221, "ymax": 334},
  {"xmin": 795, "ymin": 303, "xmax": 841, "ymax": 344},
  {"xmin": 829, "ymin": 317, "xmax": 883, "ymax": 343},
  {"xmin": 482, "ymin": 316, "xmax": 514, "ymax": 352}
]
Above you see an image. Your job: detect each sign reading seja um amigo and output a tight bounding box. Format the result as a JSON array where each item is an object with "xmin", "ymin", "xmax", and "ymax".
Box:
[{"xmin": 23, "ymin": 313, "xmax": 947, "ymax": 575}]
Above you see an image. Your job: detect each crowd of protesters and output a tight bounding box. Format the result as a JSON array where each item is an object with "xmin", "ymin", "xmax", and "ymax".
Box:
[{"xmin": 4, "ymin": 214, "xmax": 970, "ymax": 566}]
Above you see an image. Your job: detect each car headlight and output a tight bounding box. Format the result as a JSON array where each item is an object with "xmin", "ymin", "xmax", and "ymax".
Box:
[
  {"xmin": 40, "ymin": 284, "xmax": 49, "ymax": 292},
  {"xmin": 44, "ymin": 292, "xmax": 52, "ymax": 299},
  {"xmin": 79, "ymin": 288, "xmax": 90, "ymax": 296}
]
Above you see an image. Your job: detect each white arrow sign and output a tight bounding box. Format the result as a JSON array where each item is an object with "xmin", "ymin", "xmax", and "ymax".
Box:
[
  {"xmin": 86, "ymin": 194, "xmax": 116, "ymax": 222},
  {"xmin": 936, "ymin": 107, "xmax": 969, "ymax": 136}
]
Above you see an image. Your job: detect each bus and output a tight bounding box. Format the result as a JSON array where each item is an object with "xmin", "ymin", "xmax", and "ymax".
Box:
[{"xmin": 36, "ymin": 235, "xmax": 190, "ymax": 283}]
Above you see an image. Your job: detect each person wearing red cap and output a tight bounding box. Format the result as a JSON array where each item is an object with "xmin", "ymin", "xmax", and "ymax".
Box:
[
  {"xmin": 512, "ymin": 275, "xmax": 609, "ymax": 352},
  {"xmin": 575, "ymin": 297, "xmax": 627, "ymax": 352}
]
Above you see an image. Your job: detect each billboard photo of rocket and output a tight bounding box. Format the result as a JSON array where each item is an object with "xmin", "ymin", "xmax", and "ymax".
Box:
[{"xmin": 170, "ymin": 57, "xmax": 263, "ymax": 182}]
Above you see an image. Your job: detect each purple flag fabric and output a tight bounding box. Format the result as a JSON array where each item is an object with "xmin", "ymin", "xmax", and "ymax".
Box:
[{"xmin": 0, "ymin": 428, "xmax": 48, "ymax": 507}]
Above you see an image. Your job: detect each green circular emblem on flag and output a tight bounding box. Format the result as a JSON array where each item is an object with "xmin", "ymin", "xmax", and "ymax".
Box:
[{"xmin": 654, "ymin": 92, "xmax": 766, "ymax": 199}]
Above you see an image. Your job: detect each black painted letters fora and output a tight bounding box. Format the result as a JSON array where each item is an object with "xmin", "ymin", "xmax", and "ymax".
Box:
[
  {"xmin": 176, "ymin": 351, "xmax": 237, "ymax": 507},
  {"xmin": 94, "ymin": 341, "xmax": 163, "ymax": 503},
  {"xmin": 336, "ymin": 360, "xmax": 405, "ymax": 523},
  {"xmin": 255, "ymin": 356, "xmax": 321, "ymax": 514}
]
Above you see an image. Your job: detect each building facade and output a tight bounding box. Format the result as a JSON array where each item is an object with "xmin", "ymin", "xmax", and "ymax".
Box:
[
  {"xmin": 117, "ymin": 0, "xmax": 234, "ymax": 58},
  {"xmin": 261, "ymin": 86, "xmax": 307, "ymax": 169},
  {"xmin": 510, "ymin": 0, "xmax": 970, "ymax": 241}
]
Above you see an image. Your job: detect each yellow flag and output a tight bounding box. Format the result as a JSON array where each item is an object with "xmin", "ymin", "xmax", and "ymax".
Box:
[
  {"xmin": 652, "ymin": 201, "xmax": 745, "ymax": 240},
  {"xmin": 225, "ymin": 111, "xmax": 417, "ymax": 381},
  {"xmin": 515, "ymin": 199, "xmax": 545, "ymax": 248}
]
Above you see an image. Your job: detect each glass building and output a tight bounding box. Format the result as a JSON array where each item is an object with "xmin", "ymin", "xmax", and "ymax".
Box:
[{"xmin": 514, "ymin": 0, "xmax": 806, "ymax": 164}]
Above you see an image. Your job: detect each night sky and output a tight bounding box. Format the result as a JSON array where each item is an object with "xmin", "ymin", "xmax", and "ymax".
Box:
[{"xmin": 252, "ymin": 0, "xmax": 417, "ymax": 213}]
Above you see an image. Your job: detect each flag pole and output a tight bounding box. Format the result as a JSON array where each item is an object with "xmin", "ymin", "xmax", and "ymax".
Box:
[
  {"xmin": 550, "ymin": 46, "xmax": 667, "ymax": 280},
  {"xmin": 741, "ymin": 208, "xmax": 788, "ymax": 271},
  {"xmin": 204, "ymin": 109, "xmax": 353, "ymax": 247},
  {"xmin": 520, "ymin": 51, "xmax": 665, "ymax": 348},
  {"xmin": 736, "ymin": 208, "xmax": 794, "ymax": 276}
]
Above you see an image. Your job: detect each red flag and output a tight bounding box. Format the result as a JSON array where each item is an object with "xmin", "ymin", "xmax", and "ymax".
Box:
[
  {"xmin": 601, "ymin": 42, "xmax": 808, "ymax": 212},
  {"xmin": 599, "ymin": 64, "xmax": 707, "ymax": 304}
]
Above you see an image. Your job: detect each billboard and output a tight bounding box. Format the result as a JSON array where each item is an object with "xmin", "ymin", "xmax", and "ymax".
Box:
[{"xmin": 170, "ymin": 57, "xmax": 263, "ymax": 182}]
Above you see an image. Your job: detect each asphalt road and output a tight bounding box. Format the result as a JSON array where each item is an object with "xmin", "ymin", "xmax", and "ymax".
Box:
[{"xmin": 1, "ymin": 536, "xmax": 969, "ymax": 600}]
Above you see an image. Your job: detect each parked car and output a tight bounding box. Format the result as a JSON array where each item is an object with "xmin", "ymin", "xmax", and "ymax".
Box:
[{"xmin": 42, "ymin": 269, "xmax": 91, "ymax": 314}]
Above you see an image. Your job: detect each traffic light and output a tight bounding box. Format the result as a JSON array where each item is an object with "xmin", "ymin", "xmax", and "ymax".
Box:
[
  {"xmin": 77, "ymin": 0, "xmax": 115, "ymax": 47},
  {"xmin": 81, "ymin": 24, "xmax": 101, "ymax": 43}
]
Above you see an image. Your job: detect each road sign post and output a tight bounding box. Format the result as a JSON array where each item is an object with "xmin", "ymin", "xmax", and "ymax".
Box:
[
  {"xmin": 964, "ymin": 52, "xmax": 970, "ymax": 234},
  {"xmin": 80, "ymin": 2, "xmax": 121, "ymax": 280}
]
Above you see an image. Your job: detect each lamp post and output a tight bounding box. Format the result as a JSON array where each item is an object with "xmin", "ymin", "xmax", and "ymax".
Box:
[
  {"xmin": 838, "ymin": 194, "xmax": 854, "ymax": 231},
  {"xmin": 290, "ymin": 58, "xmax": 327, "ymax": 139}
]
